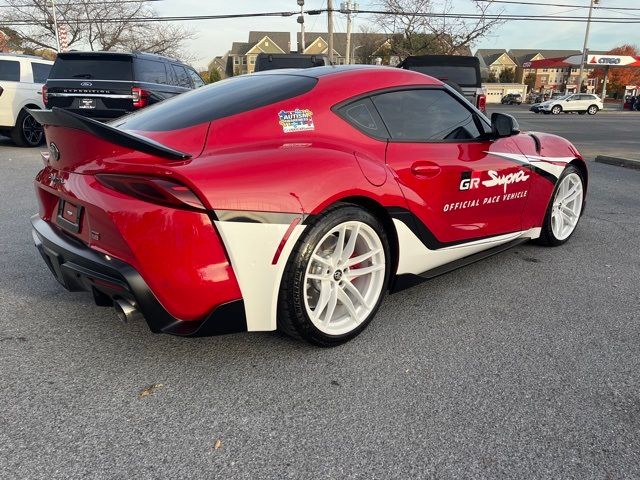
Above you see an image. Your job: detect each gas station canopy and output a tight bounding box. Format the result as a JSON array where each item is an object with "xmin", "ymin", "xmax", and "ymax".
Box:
[{"xmin": 524, "ymin": 54, "xmax": 640, "ymax": 69}]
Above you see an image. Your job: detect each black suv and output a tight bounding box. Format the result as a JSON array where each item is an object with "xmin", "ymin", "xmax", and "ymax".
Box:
[
  {"xmin": 44, "ymin": 51, "xmax": 205, "ymax": 121},
  {"xmin": 501, "ymin": 93, "xmax": 522, "ymax": 105}
]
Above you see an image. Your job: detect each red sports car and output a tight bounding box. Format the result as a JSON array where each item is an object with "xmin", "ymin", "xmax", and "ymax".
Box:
[{"xmin": 30, "ymin": 66, "xmax": 587, "ymax": 346}]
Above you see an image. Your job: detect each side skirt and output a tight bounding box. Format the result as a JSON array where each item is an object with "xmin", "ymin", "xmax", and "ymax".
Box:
[{"xmin": 391, "ymin": 237, "xmax": 529, "ymax": 292}]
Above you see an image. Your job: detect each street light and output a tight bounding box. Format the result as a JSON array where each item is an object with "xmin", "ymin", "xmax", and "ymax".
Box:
[{"xmin": 578, "ymin": 0, "xmax": 600, "ymax": 93}]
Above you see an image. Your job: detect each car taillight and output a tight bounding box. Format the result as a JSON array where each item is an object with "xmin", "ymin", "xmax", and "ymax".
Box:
[
  {"xmin": 132, "ymin": 87, "xmax": 149, "ymax": 108},
  {"xmin": 42, "ymin": 85, "xmax": 48, "ymax": 106},
  {"xmin": 96, "ymin": 174, "xmax": 207, "ymax": 211},
  {"xmin": 477, "ymin": 88, "xmax": 487, "ymax": 112}
]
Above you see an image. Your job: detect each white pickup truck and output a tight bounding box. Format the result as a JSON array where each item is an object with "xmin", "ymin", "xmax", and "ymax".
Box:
[{"xmin": 0, "ymin": 54, "xmax": 53, "ymax": 147}]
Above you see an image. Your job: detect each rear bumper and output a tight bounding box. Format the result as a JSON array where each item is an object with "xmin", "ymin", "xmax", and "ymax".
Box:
[{"xmin": 31, "ymin": 215, "xmax": 247, "ymax": 337}]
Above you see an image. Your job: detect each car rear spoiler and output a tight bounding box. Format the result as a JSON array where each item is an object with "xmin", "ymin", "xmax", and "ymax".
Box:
[{"xmin": 27, "ymin": 107, "xmax": 191, "ymax": 160}]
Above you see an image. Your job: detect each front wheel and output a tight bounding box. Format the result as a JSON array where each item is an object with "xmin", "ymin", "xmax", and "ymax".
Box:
[
  {"xmin": 278, "ymin": 205, "xmax": 391, "ymax": 346},
  {"xmin": 551, "ymin": 105, "xmax": 562, "ymax": 115},
  {"xmin": 587, "ymin": 105, "xmax": 599, "ymax": 115},
  {"xmin": 11, "ymin": 109, "xmax": 44, "ymax": 147},
  {"xmin": 537, "ymin": 165, "xmax": 585, "ymax": 246}
]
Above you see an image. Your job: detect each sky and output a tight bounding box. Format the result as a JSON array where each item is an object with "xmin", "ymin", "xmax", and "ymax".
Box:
[{"xmin": 153, "ymin": 0, "xmax": 640, "ymax": 69}]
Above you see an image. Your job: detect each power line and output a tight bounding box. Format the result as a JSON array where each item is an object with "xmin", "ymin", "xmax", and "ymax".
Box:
[
  {"xmin": 3, "ymin": 8, "xmax": 640, "ymax": 26},
  {"xmin": 475, "ymin": 0, "xmax": 640, "ymax": 11}
]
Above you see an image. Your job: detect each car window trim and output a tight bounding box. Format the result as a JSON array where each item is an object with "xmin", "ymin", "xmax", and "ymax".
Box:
[
  {"xmin": 373, "ymin": 86, "xmax": 492, "ymax": 144},
  {"xmin": 332, "ymin": 97, "xmax": 391, "ymax": 141}
]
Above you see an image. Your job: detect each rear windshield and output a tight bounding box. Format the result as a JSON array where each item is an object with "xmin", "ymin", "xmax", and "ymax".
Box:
[
  {"xmin": 112, "ymin": 74, "xmax": 318, "ymax": 131},
  {"xmin": 49, "ymin": 55, "xmax": 133, "ymax": 81},
  {"xmin": 404, "ymin": 66, "xmax": 479, "ymax": 87},
  {"xmin": 256, "ymin": 56, "xmax": 325, "ymax": 71}
]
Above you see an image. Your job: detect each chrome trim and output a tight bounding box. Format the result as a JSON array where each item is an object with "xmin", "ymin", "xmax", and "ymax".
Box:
[{"xmin": 47, "ymin": 92, "xmax": 134, "ymax": 99}]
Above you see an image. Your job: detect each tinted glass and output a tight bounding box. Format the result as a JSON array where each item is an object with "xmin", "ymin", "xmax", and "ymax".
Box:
[
  {"xmin": 373, "ymin": 89, "xmax": 482, "ymax": 141},
  {"xmin": 112, "ymin": 74, "xmax": 318, "ymax": 131},
  {"xmin": 172, "ymin": 65, "xmax": 191, "ymax": 88},
  {"xmin": 187, "ymin": 69, "xmax": 205, "ymax": 88},
  {"xmin": 31, "ymin": 62, "xmax": 51, "ymax": 83},
  {"xmin": 337, "ymin": 99, "xmax": 387, "ymax": 138},
  {"xmin": 134, "ymin": 59, "xmax": 168, "ymax": 84},
  {"xmin": 256, "ymin": 56, "xmax": 326, "ymax": 71},
  {"xmin": 49, "ymin": 55, "xmax": 133, "ymax": 80},
  {"xmin": 0, "ymin": 60, "xmax": 20, "ymax": 81},
  {"xmin": 405, "ymin": 66, "xmax": 478, "ymax": 87}
]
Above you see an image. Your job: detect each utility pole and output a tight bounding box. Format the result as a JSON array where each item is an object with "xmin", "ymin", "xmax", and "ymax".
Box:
[
  {"xmin": 578, "ymin": 0, "xmax": 598, "ymax": 93},
  {"xmin": 341, "ymin": 2, "xmax": 359, "ymax": 64},
  {"xmin": 50, "ymin": 0, "xmax": 61, "ymax": 52},
  {"xmin": 327, "ymin": 0, "xmax": 334, "ymax": 64},
  {"xmin": 297, "ymin": 0, "xmax": 306, "ymax": 53}
]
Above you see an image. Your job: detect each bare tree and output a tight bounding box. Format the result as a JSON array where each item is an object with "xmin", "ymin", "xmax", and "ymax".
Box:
[
  {"xmin": 0, "ymin": 0, "xmax": 194, "ymax": 60},
  {"xmin": 374, "ymin": 0, "xmax": 503, "ymax": 57},
  {"xmin": 353, "ymin": 25, "xmax": 388, "ymax": 64}
]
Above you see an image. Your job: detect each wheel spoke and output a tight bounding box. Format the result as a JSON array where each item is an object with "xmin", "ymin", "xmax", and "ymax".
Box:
[
  {"xmin": 346, "ymin": 263, "xmax": 384, "ymax": 279},
  {"xmin": 307, "ymin": 273, "xmax": 328, "ymax": 281},
  {"xmin": 561, "ymin": 206, "xmax": 576, "ymax": 220},
  {"xmin": 323, "ymin": 286, "xmax": 338, "ymax": 324},
  {"xmin": 312, "ymin": 281, "xmax": 332, "ymax": 321},
  {"xmin": 312, "ymin": 254, "xmax": 332, "ymax": 267},
  {"xmin": 346, "ymin": 248, "xmax": 381, "ymax": 267},
  {"xmin": 331, "ymin": 225, "xmax": 346, "ymax": 264},
  {"xmin": 337, "ymin": 288, "xmax": 358, "ymax": 322},
  {"xmin": 341, "ymin": 223, "xmax": 360, "ymax": 263},
  {"xmin": 343, "ymin": 281, "xmax": 369, "ymax": 309}
]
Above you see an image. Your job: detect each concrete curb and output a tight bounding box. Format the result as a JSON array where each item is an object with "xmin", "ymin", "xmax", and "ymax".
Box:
[{"xmin": 595, "ymin": 155, "xmax": 640, "ymax": 170}]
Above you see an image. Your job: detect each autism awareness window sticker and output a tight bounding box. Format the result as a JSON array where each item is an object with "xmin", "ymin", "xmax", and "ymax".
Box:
[{"xmin": 278, "ymin": 109, "xmax": 315, "ymax": 133}]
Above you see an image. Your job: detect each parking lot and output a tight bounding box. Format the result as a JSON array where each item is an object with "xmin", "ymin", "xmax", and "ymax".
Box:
[{"xmin": 1, "ymin": 109, "xmax": 639, "ymax": 478}]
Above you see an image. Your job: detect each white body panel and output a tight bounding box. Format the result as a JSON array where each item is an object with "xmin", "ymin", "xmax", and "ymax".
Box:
[
  {"xmin": 214, "ymin": 220, "xmax": 307, "ymax": 332},
  {"xmin": 394, "ymin": 219, "xmax": 541, "ymax": 276},
  {"xmin": 0, "ymin": 56, "xmax": 51, "ymax": 128}
]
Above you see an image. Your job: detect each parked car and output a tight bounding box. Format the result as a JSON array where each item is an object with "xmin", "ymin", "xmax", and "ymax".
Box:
[
  {"xmin": 0, "ymin": 53, "xmax": 53, "ymax": 146},
  {"xmin": 44, "ymin": 51, "xmax": 205, "ymax": 121},
  {"xmin": 254, "ymin": 53, "xmax": 329, "ymax": 72},
  {"xmin": 501, "ymin": 93, "xmax": 522, "ymax": 105},
  {"xmin": 538, "ymin": 93, "xmax": 603, "ymax": 115},
  {"xmin": 30, "ymin": 66, "xmax": 587, "ymax": 346},
  {"xmin": 398, "ymin": 55, "xmax": 486, "ymax": 113}
]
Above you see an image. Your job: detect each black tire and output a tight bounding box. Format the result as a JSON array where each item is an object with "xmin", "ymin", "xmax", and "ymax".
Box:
[
  {"xmin": 551, "ymin": 105, "xmax": 562, "ymax": 115},
  {"xmin": 10, "ymin": 109, "xmax": 44, "ymax": 147},
  {"xmin": 537, "ymin": 165, "xmax": 585, "ymax": 247},
  {"xmin": 587, "ymin": 105, "xmax": 598, "ymax": 115},
  {"xmin": 278, "ymin": 203, "xmax": 391, "ymax": 347}
]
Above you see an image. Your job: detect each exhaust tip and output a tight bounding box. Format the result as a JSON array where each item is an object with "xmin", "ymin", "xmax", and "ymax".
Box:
[{"xmin": 113, "ymin": 298, "xmax": 141, "ymax": 324}]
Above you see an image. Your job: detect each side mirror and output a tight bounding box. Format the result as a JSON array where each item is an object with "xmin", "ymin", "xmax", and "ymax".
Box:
[{"xmin": 491, "ymin": 112, "xmax": 520, "ymax": 138}]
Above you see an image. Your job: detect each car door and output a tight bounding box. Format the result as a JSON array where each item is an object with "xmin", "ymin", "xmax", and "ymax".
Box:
[
  {"xmin": 565, "ymin": 94, "xmax": 581, "ymax": 112},
  {"xmin": 374, "ymin": 88, "xmax": 531, "ymax": 245}
]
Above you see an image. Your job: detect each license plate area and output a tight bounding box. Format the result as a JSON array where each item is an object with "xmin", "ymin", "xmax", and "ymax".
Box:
[
  {"xmin": 57, "ymin": 200, "xmax": 83, "ymax": 233},
  {"xmin": 79, "ymin": 98, "xmax": 96, "ymax": 109}
]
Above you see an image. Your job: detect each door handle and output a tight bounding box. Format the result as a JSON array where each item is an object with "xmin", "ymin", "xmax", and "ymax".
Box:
[{"xmin": 411, "ymin": 161, "xmax": 441, "ymax": 178}]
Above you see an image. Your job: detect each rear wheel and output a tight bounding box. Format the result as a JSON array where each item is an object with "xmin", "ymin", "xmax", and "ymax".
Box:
[
  {"xmin": 278, "ymin": 205, "xmax": 391, "ymax": 346},
  {"xmin": 538, "ymin": 165, "xmax": 585, "ymax": 246},
  {"xmin": 11, "ymin": 109, "xmax": 44, "ymax": 147},
  {"xmin": 551, "ymin": 105, "xmax": 562, "ymax": 115},
  {"xmin": 587, "ymin": 105, "xmax": 599, "ymax": 115}
]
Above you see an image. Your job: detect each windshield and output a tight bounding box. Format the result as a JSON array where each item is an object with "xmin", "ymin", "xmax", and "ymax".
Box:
[{"xmin": 49, "ymin": 55, "xmax": 133, "ymax": 81}]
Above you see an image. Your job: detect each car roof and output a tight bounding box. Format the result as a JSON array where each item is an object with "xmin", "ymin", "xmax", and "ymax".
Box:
[
  {"xmin": 0, "ymin": 53, "xmax": 53, "ymax": 63},
  {"xmin": 57, "ymin": 50, "xmax": 183, "ymax": 64},
  {"xmin": 251, "ymin": 64, "xmax": 416, "ymax": 79}
]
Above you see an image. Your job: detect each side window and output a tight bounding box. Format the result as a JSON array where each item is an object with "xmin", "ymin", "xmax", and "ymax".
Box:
[
  {"xmin": 172, "ymin": 64, "xmax": 191, "ymax": 88},
  {"xmin": 187, "ymin": 68, "xmax": 205, "ymax": 88},
  {"xmin": 372, "ymin": 89, "xmax": 483, "ymax": 141},
  {"xmin": 31, "ymin": 62, "xmax": 51, "ymax": 83},
  {"xmin": 336, "ymin": 98, "xmax": 388, "ymax": 138},
  {"xmin": 0, "ymin": 60, "xmax": 20, "ymax": 82},
  {"xmin": 135, "ymin": 59, "xmax": 168, "ymax": 84}
]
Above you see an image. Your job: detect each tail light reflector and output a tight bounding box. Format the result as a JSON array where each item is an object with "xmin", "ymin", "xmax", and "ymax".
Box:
[
  {"xmin": 42, "ymin": 85, "xmax": 48, "ymax": 106},
  {"xmin": 96, "ymin": 174, "xmax": 207, "ymax": 211},
  {"xmin": 132, "ymin": 87, "xmax": 149, "ymax": 108},
  {"xmin": 477, "ymin": 88, "xmax": 487, "ymax": 113}
]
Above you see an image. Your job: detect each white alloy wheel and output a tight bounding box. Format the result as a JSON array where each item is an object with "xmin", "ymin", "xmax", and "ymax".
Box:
[
  {"xmin": 551, "ymin": 172, "xmax": 584, "ymax": 241},
  {"xmin": 587, "ymin": 105, "xmax": 598, "ymax": 115},
  {"xmin": 551, "ymin": 105, "xmax": 562, "ymax": 115},
  {"xmin": 303, "ymin": 221, "xmax": 386, "ymax": 336}
]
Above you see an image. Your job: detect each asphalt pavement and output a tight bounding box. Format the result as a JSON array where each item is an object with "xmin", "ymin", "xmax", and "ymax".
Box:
[{"xmin": 1, "ymin": 112, "xmax": 639, "ymax": 479}]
